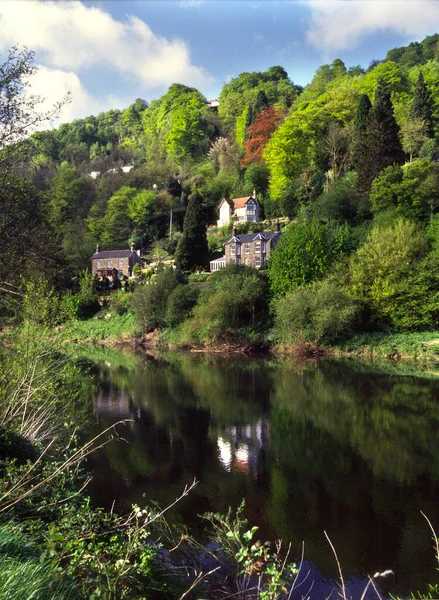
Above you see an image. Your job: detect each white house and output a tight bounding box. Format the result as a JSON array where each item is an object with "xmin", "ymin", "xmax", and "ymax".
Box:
[{"xmin": 217, "ymin": 191, "xmax": 261, "ymax": 228}]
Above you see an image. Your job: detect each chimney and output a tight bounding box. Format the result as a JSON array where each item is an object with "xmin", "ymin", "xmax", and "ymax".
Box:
[
  {"xmin": 232, "ymin": 226, "xmax": 237, "ymax": 237},
  {"xmin": 253, "ymin": 188, "xmax": 257, "ymax": 198},
  {"xmin": 275, "ymin": 219, "xmax": 280, "ymax": 232},
  {"xmin": 130, "ymin": 242, "xmax": 135, "ymax": 252},
  {"xmin": 96, "ymin": 243, "xmax": 101, "ymax": 254}
]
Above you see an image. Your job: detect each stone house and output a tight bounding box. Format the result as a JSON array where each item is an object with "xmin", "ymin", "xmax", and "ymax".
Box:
[
  {"xmin": 217, "ymin": 191, "xmax": 261, "ymax": 227},
  {"xmin": 91, "ymin": 244, "xmax": 143, "ymax": 278},
  {"xmin": 209, "ymin": 224, "xmax": 281, "ymax": 271}
]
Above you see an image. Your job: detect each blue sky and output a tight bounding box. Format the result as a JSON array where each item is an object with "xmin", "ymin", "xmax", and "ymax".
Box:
[{"xmin": 1, "ymin": 0, "xmax": 439, "ymax": 123}]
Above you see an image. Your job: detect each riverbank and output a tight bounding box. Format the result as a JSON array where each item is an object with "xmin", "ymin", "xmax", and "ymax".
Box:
[{"xmin": 55, "ymin": 308, "xmax": 439, "ymax": 367}]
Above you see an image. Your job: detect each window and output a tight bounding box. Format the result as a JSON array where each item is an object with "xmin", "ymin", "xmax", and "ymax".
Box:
[
  {"xmin": 262, "ymin": 241, "xmax": 266, "ymax": 253},
  {"xmin": 118, "ymin": 259, "xmax": 124, "ymax": 269},
  {"xmin": 96, "ymin": 260, "xmax": 101, "ymax": 268},
  {"xmin": 244, "ymin": 243, "xmax": 250, "ymax": 254},
  {"xmin": 255, "ymin": 255, "xmax": 261, "ymax": 268},
  {"xmin": 230, "ymin": 244, "xmax": 236, "ymax": 255},
  {"xmin": 255, "ymin": 241, "xmax": 261, "ymax": 253},
  {"xmin": 236, "ymin": 244, "xmax": 241, "ymax": 256},
  {"xmin": 107, "ymin": 259, "xmax": 113, "ymax": 268},
  {"xmin": 229, "ymin": 258, "xmax": 236, "ymax": 264}
]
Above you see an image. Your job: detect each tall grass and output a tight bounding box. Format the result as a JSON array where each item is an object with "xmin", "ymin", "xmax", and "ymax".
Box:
[{"xmin": 0, "ymin": 522, "xmax": 78, "ymax": 599}]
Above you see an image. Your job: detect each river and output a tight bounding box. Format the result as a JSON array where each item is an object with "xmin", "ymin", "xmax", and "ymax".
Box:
[{"xmin": 81, "ymin": 349, "xmax": 439, "ymax": 599}]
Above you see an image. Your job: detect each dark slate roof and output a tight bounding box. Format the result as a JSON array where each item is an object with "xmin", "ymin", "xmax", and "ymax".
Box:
[
  {"xmin": 224, "ymin": 231, "xmax": 281, "ymax": 244},
  {"xmin": 91, "ymin": 250, "xmax": 136, "ymax": 259}
]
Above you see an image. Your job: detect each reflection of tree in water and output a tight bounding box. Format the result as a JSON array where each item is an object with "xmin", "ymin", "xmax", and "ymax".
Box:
[
  {"xmin": 86, "ymin": 351, "xmax": 439, "ymax": 595},
  {"xmin": 267, "ymin": 359, "xmax": 439, "ymax": 591}
]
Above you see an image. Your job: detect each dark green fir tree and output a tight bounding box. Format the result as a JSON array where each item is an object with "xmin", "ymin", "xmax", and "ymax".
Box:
[
  {"xmin": 356, "ymin": 80, "xmax": 404, "ymax": 213},
  {"xmin": 411, "ymin": 72, "xmax": 434, "ymax": 137},
  {"xmin": 174, "ymin": 190, "xmax": 209, "ymax": 271}
]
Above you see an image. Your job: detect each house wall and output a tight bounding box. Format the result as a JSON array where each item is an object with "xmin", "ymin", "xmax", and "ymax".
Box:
[
  {"xmin": 92, "ymin": 257, "xmax": 131, "ymax": 277},
  {"xmin": 224, "ymin": 235, "xmax": 280, "ymax": 268},
  {"xmin": 234, "ymin": 199, "xmax": 260, "ymax": 223},
  {"xmin": 217, "ymin": 201, "xmax": 231, "ymax": 227}
]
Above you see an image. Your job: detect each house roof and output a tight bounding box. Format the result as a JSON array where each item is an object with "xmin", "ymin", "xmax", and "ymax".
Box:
[
  {"xmin": 92, "ymin": 250, "xmax": 137, "ymax": 260},
  {"xmin": 232, "ymin": 196, "xmax": 256, "ymax": 209},
  {"xmin": 224, "ymin": 231, "xmax": 281, "ymax": 244}
]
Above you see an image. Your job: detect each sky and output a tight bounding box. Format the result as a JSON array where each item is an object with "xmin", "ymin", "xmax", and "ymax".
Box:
[{"xmin": 1, "ymin": 0, "xmax": 439, "ymax": 125}]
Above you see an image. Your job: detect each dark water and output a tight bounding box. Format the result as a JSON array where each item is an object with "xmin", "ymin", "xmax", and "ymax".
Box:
[{"xmin": 83, "ymin": 350, "xmax": 439, "ymax": 598}]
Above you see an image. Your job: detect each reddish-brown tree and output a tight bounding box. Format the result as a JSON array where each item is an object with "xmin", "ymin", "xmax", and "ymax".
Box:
[{"xmin": 241, "ymin": 106, "xmax": 283, "ymax": 167}]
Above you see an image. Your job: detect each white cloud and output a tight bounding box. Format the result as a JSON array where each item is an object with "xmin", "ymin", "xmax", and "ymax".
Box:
[
  {"xmin": 305, "ymin": 0, "xmax": 439, "ymax": 54},
  {"xmin": 25, "ymin": 66, "xmax": 125, "ymax": 127},
  {"xmin": 0, "ymin": 0, "xmax": 212, "ymax": 89}
]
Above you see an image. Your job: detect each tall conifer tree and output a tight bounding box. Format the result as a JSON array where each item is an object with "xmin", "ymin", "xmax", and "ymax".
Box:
[
  {"xmin": 355, "ymin": 80, "xmax": 404, "ymax": 213},
  {"xmin": 174, "ymin": 190, "xmax": 208, "ymax": 271},
  {"xmin": 411, "ymin": 72, "xmax": 434, "ymax": 137}
]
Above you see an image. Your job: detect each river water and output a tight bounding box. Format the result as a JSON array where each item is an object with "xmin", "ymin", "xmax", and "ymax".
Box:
[{"xmin": 83, "ymin": 350, "xmax": 439, "ymax": 598}]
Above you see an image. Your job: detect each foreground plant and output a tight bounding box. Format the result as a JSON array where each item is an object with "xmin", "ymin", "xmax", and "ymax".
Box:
[{"xmin": 202, "ymin": 502, "xmax": 298, "ymax": 599}]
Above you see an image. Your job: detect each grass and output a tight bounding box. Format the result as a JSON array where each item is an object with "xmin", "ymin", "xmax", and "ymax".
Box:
[
  {"xmin": 60, "ymin": 310, "xmax": 136, "ymax": 344},
  {"xmin": 0, "ymin": 521, "xmax": 78, "ymax": 600},
  {"xmin": 334, "ymin": 330, "xmax": 439, "ymax": 362}
]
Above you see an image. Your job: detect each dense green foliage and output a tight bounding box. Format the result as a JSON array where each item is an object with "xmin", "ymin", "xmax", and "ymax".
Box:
[{"xmin": 4, "ymin": 34, "xmax": 439, "ymax": 347}]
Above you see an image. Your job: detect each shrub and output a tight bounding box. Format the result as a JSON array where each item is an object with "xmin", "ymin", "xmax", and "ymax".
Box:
[
  {"xmin": 165, "ymin": 284, "xmax": 199, "ymax": 327},
  {"xmin": 131, "ymin": 267, "xmax": 182, "ymax": 332},
  {"xmin": 349, "ymin": 218, "xmax": 428, "ymax": 327},
  {"xmin": 184, "ymin": 264, "xmax": 270, "ymax": 342},
  {"xmin": 268, "ymin": 221, "xmax": 352, "ymax": 296},
  {"xmin": 274, "ymin": 279, "xmax": 360, "ymax": 345}
]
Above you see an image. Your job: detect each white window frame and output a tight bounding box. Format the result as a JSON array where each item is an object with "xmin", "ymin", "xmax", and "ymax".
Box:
[
  {"xmin": 255, "ymin": 241, "xmax": 261, "ymax": 253},
  {"xmin": 230, "ymin": 244, "xmax": 236, "ymax": 255},
  {"xmin": 255, "ymin": 255, "xmax": 261, "ymax": 268},
  {"xmin": 244, "ymin": 243, "xmax": 250, "ymax": 254},
  {"xmin": 107, "ymin": 259, "xmax": 113, "ymax": 268}
]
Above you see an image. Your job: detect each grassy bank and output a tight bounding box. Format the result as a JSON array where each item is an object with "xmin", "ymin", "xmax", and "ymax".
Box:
[
  {"xmin": 334, "ymin": 330, "xmax": 439, "ymax": 362},
  {"xmin": 59, "ymin": 310, "xmax": 136, "ymax": 344}
]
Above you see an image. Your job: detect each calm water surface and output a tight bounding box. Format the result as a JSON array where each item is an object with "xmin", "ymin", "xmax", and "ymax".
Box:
[{"xmin": 83, "ymin": 351, "xmax": 439, "ymax": 598}]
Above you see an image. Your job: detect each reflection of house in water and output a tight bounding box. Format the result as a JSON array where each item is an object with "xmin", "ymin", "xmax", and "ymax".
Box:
[
  {"xmin": 217, "ymin": 417, "xmax": 269, "ymax": 474},
  {"xmin": 93, "ymin": 384, "xmax": 140, "ymax": 421}
]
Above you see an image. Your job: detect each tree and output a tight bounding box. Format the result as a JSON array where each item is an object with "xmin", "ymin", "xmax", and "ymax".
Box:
[
  {"xmin": 0, "ymin": 47, "xmax": 68, "ymax": 181},
  {"xmin": 0, "ymin": 176, "xmax": 64, "ymax": 307},
  {"xmin": 268, "ymin": 222, "xmax": 350, "ymax": 296},
  {"xmin": 355, "ymin": 80, "xmax": 404, "ymax": 212},
  {"xmin": 241, "ymin": 106, "xmax": 283, "ymax": 167},
  {"xmin": 174, "ymin": 190, "xmax": 209, "ymax": 271},
  {"xmin": 370, "ymin": 159, "xmax": 439, "ymax": 221},
  {"xmin": 400, "ymin": 117, "xmax": 428, "ymax": 162},
  {"xmin": 411, "ymin": 72, "xmax": 434, "ymax": 137},
  {"xmin": 324, "ymin": 124, "xmax": 351, "ymax": 186},
  {"xmin": 349, "ymin": 218, "xmax": 428, "ymax": 327}
]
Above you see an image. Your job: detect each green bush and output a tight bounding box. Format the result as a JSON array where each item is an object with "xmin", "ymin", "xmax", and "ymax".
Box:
[
  {"xmin": 268, "ymin": 221, "xmax": 351, "ymax": 296},
  {"xmin": 165, "ymin": 284, "xmax": 199, "ymax": 327},
  {"xmin": 131, "ymin": 267, "xmax": 181, "ymax": 332},
  {"xmin": 184, "ymin": 264, "xmax": 270, "ymax": 342},
  {"xmin": 274, "ymin": 279, "xmax": 360, "ymax": 345},
  {"xmin": 349, "ymin": 218, "xmax": 428, "ymax": 327}
]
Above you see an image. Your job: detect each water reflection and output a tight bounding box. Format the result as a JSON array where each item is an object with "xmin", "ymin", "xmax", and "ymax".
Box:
[{"xmin": 84, "ymin": 351, "xmax": 439, "ymax": 597}]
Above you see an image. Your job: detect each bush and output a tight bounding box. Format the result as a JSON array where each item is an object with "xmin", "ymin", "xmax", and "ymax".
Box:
[
  {"xmin": 268, "ymin": 221, "xmax": 351, "ymax": 296},
  {"xmin": 165, "ymin": 284, "xmax": 199, "ymax": 327},
  {"xmin": 131, "ymin": 267, "xmax": 182, "ymax": 332},
  {"xmin": 349, "ymin": 218, "xmax": 428, "ymax": 327},
  {"xmin": 184, "ymin": 264, "xmax": 270, "ymax": 342},
  {"xmin": 274, "ymin": 279, "xmax": 359, "ymax": 345}
]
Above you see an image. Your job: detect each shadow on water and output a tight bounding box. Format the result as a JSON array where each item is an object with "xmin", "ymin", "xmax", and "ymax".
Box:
[{"xmin": 78, "ymin": 347, "xmax": 439, "ymax": 598}]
